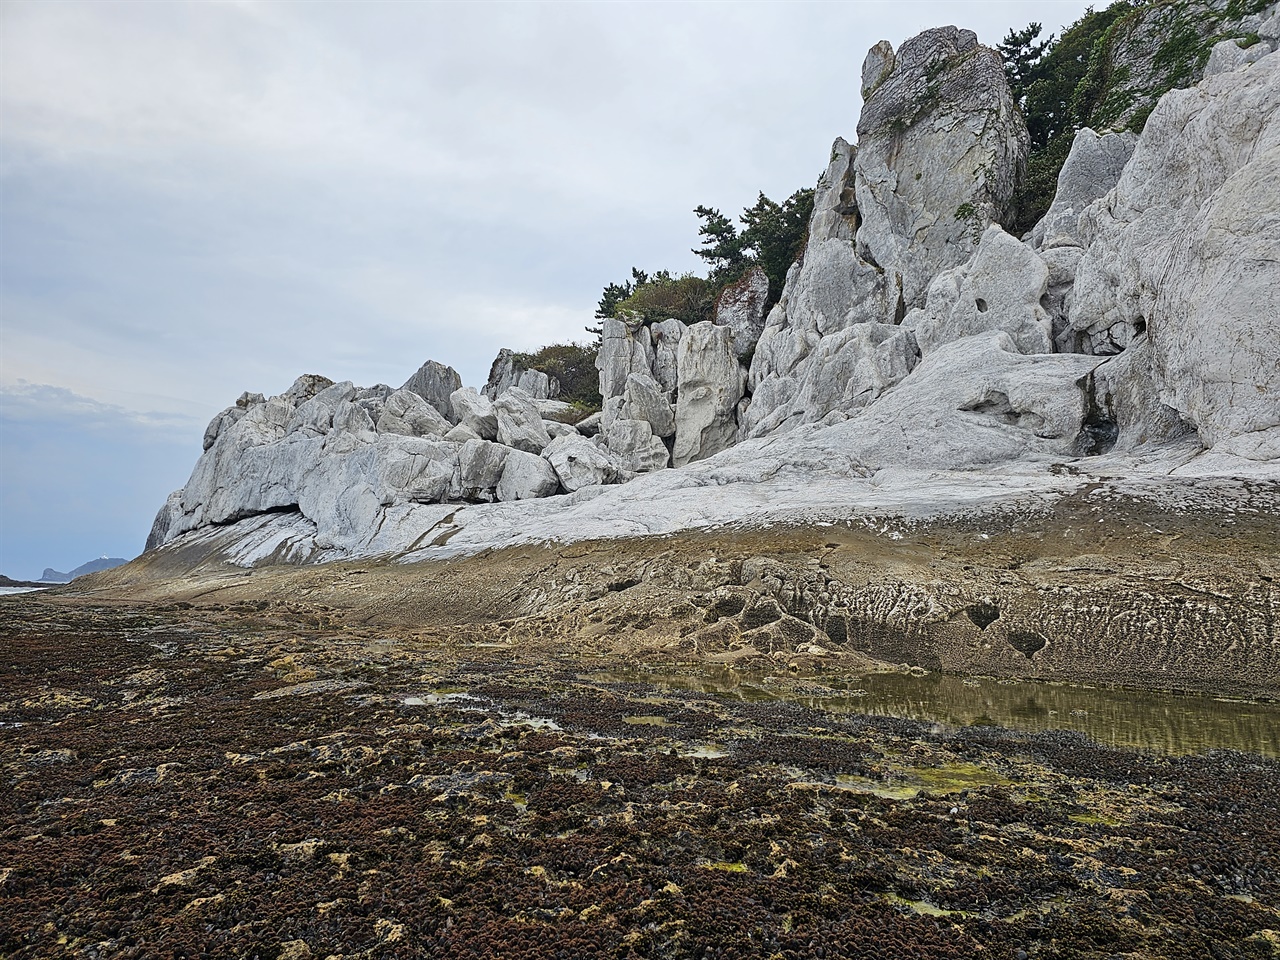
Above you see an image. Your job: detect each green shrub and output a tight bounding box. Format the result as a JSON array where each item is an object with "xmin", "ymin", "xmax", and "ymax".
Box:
[
  {"xmin": 511, "ymin": 343, "xmax": 602, "ymax": 410},
  {"xmin": 614, "ymin": 272, "xmax": 718, "ymax": 327}
]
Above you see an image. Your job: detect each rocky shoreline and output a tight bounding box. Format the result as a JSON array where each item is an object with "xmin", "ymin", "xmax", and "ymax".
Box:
[
  {"xmin": 2, "ymin": 592, "xmax": 1278, "ymax": 958},
  {"xmin": 90, "ymin": 485, "xmax": 1280, "ymax": 700}
]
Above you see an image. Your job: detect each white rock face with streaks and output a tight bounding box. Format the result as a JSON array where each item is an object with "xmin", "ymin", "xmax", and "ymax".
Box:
[
  {"xmin": 596, "ymin": 318, "xmax": 655, "ymax": 401},
  {"xmin": 745, "ymin": 28, "xmax": 1027, "ymax": 436},
  {"xmin": 620, "ymin": 372, "xmax": 675, "ymax": 439},
  {"xmin": 378, "ymin": 389, "xmax": 452, "ymax": 439},
  {"xmin": 1027, "ymin": 128, "xmax": 1137, "ymax": 252},
  {"xmin": 674, "ymin": 323, "xmax": 745, "ymax": 467},
  {"xmin": 605, "ymin": 418, "xmax": 670, "ymax": 473},
  {"xmin": 543, "ymin": 434, "xmax": 618, "ymax": 492},
  {"xmin": 907, "ymin": 225, "xmax": 1053, "ymax": 357},
  {"xmin": 496, "ymin": 449, "xmax": 561, "ymax": 502},
  {"xmin": 1072, "ymin": 51, "xmax": 1280, "ymax": 454},
  {"xmin": 400, "ymin": 361, "xmax": 462, "ymax": 420},
  {"xmin": 450, "ymin": 388, "xmax": 498, "ymax": 441},
  {"xmin": 853, "ymin": 26, "xmax": 1027, "ymax": 312}
]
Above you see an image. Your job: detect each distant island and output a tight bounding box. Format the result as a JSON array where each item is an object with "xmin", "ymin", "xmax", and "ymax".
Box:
[{"xmin": 38, "ymin": 556, "xmax": 129, "ymax": 583}]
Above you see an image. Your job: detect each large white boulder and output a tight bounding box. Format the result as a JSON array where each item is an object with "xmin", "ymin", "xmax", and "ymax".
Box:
[
  {"xmin": 493, "ymin": 387, "xmax": 553, "ymax": 453},
  {"xmin": 909, "ymin": 226, "xmax": 1053, "ymax": 357},
  {"xmin": 377, "ymin": 388, "xmax": 453, "ymax": 439},
  {"xmin": 605, "ymin": 418, "xmax": 671, "ymax": 473},
  {"xmin": 496, "ymin": 450, "xmax": 561, "ymax": 502},
  {"xmin": 457, "ymin": 439, "xmax": 510, "ymax": 502},
  {"xmin": 400, "ymin": 360, "xmax": 462, "ymax": 421},
  {"xmin": 543, "ymin": 434, "xmax": 618, "ymax": 492},
  {"xmin": 450, "ymin": 387, "xmax": 499, "ymax": 441},
  {"xmin": 838, "ymin": 332, "xmax": 1100, "ymax": 469},
  {"xmin": 621, "ymin": 372, "xmax": 676, "ymax": 438}
]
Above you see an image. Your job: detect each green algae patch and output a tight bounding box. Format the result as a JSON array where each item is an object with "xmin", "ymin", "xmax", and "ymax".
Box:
[
  {"xmin": 909, "ymin": 761, "xmax": 1013, "ymax": 795},
  {"xmin": 834, "ymin": 774, "xmax": 921, "ymax": 800},
  {"xmin": 702, "ymin": 862, "xmax": 748, "ymax": 873},
  {"xmin": 623, "ymin": 715, "xmax": 674, "ymax": 727}
]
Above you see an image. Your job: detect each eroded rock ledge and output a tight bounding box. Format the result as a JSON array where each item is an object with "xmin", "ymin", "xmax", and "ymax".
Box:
[{"xmin": 106, "ymin": 481, "xmax": 1280, "ymax": 697}]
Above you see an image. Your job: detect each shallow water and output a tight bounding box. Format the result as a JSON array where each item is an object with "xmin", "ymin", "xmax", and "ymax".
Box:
[
  {"xmin": 597, "ymin": 666, "xmax": 1280, "ymax": 758},
  {"xmin": 0, "ymin": 586, "xmax": 47, "ymax": 595}
]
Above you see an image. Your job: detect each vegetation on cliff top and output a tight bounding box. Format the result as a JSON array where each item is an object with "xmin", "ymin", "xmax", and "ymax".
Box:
[
  {"xmin": 588, "ymin": 188, "xmax": 814, "ymax": 339},
  {"xmin": 1003, "ymin": 0, "xmax": 1271, "ymax": 234}
]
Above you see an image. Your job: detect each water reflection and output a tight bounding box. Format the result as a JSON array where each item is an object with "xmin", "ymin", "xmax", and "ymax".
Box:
[{"xmin": 597, "ymin": 667, "xmax": 1280, "ymax": 758}]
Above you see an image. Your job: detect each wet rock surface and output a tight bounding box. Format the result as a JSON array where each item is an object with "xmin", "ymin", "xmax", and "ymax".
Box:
[{"xmin": 2, "ymin": 593, "xmax": 1278, "ymax": 959}]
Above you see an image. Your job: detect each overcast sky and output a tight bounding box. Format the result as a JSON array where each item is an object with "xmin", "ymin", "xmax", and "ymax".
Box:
[{"xmin": 0, "ymin": 0, "xmax": 1095, "ymax": 579}]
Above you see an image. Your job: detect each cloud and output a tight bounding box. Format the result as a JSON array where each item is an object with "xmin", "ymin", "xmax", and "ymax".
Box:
[{"xmin": 0, "ymin": 381, "xmax": 202, "ymax": 435}]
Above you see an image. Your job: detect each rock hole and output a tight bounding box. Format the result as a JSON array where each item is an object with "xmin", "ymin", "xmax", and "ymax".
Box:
[
  {"xmin": 975, "ymin": 297, "xmax": 989, "ymax": 313},
  {"xmin": 966, "ymin": 602, "xmax": 1000, "ymax": 631},
  {"xmin": 607, "ymin": 578, "xmax": 640, "ymax": 592},
  {"xmin": 823, "ymin": 616, "xmax": 848, "ymax": 646},
  {"xmin": 962, "ymin": 390, "xmax": 1020, "ymax": 425},
  {"xmin": 1073, "ymin": 371, "xmax": 1119, "ymax": 457},
  {"xmin": 1008, "ymin": 630, "xmax": 1046, "ymax": 659},
  {"xmin": 704, "ymin": 594, "xmax": 747, "ymax": 623},
  {"xmin": 741, "ymin": 601, "xmax": 782, "ymax": 630},
  {"xmin": 1133, "ymin": 316, "xmax": 1147, "ymax": 336}
]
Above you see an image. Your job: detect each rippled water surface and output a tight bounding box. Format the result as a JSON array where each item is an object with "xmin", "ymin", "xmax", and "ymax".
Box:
[{"xmin": 597, "ymin": 667, "xmax": 1280, "ymax": 758}]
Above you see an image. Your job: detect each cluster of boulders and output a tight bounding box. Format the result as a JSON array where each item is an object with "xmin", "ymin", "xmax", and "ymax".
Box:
[
  {"xmin": 148, "ymin": 360, "xmax": 627, "ymax": 550},
  {"xmin": 149, "ymin": 9, "xmax": 1279, "ymax": 558}
]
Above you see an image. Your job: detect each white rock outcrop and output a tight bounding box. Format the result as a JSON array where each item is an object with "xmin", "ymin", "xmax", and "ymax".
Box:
[
  {"xmin": 853, "ymin": 26, "xmax": 1027, "ymax": 312},
  {"xmin": 907, "ymin": 225, "xmax": 1053, "ymax": 357},
  {"xmin": 450, "ymin": 388, "xmax": 499, "ymax": 441},
  {"xmin": 400, "ymin": 361, "xmax": 462, "ymax": 420},
  {"xmin": 745, "ymin": 28, "xmax": 1027, "ymax": 436},
  {"xmin": 377, "ymin": 388, "xmax": 452, "ymax": 439},
  {"xmin": 484, "ymin": 349, "xmax": 560, "ymax": 401},
  {"xmin": 543, "ymin": 434, "xmax": 618, "ymax": 492},
  {"xmin": 148, "ymin": 25, "xmax": 1279, "ymax": 569},
  {"xmin": 713, "ymin": 265, "xmax": 770, "ymax": 360},
  {"xmin": 1072, "ymin": 51, "xmax": 1280, "ymax": 455}
]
